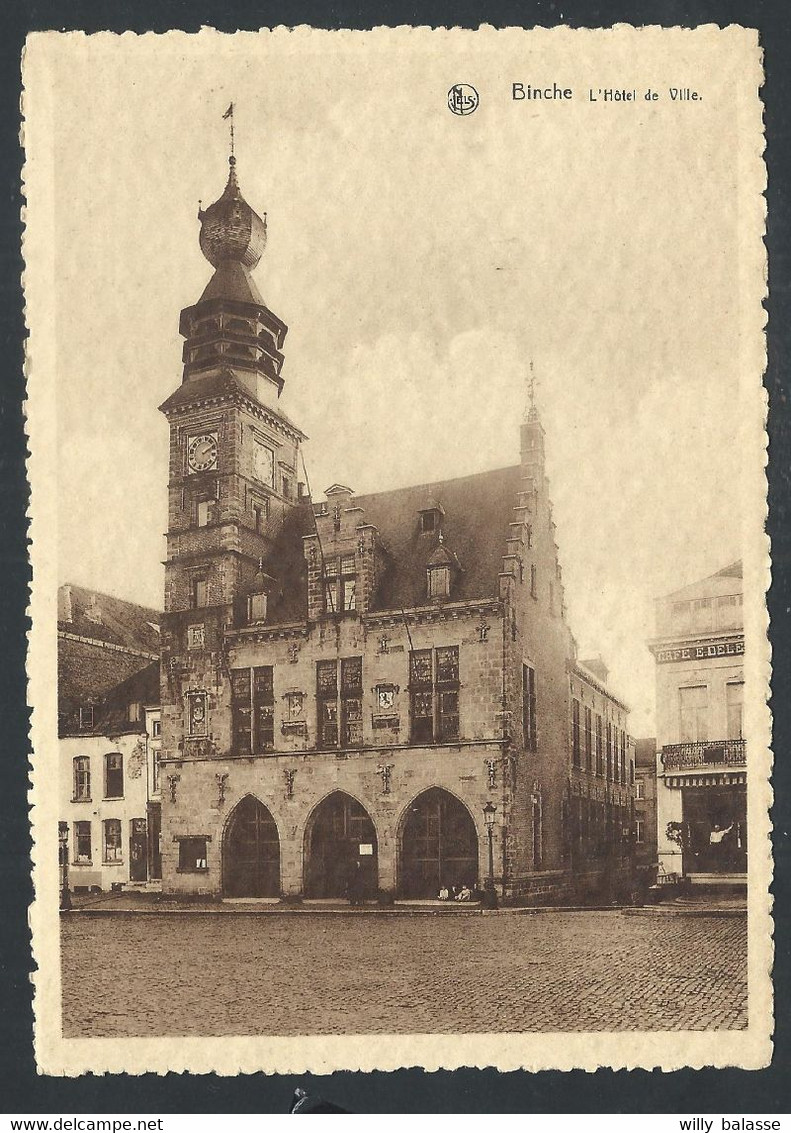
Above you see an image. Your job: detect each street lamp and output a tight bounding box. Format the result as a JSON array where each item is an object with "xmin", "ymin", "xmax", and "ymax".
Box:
[
  {"xmin": 482, "ymin": 802, "xmax": 498, "ymax": 909},
  {"xmin": 58, "ymin": 821, "xmax": 72, "ymax": 912}
]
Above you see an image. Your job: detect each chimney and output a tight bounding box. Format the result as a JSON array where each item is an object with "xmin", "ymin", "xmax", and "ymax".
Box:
[
  {"xmin": 85, "ymin": 593, "xmax": 102, "ymax": 624},
  {"xmin": 580, "ymin": 656, "xmax": 609, "ymax": 685},
  {"xmin": 58, "ymin": 584, "xmax": 73, "ymax": 624}
]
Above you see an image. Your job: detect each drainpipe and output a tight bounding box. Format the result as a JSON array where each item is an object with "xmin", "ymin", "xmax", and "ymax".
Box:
[{"xmin": 500, "ymin": 593, "xmax": 510, "ymax": 898}]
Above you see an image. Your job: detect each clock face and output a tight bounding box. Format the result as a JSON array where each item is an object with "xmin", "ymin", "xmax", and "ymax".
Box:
[
  {"xmin": 254, "ymin": 441, "xmax": 275, "ymax": 486},
  {"xmin": 187, "ymin": 433, "xmax": 218, "ymax": 473}
]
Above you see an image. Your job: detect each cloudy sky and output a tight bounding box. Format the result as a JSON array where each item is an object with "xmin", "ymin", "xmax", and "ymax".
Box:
[{"xmin": 31, "ymin": 28, "xmax": 763, "ymax": 734}]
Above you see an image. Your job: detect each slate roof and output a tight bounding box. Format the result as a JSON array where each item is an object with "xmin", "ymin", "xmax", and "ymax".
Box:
[
  {"xmin": 198, "ymin": 260, "xmax": 264, "ymax": 305},
  {"xmin": 158, "ymin": 368, "xmax": 249, "ymax": 414},
  {"xmin": 355, "ymin": 465, "xmax": 522, "ymax": 611},
  {"xmin": 252, "ymin": 465, "xmax": 522, "ymax": 628},
  {"xmin": 60, "ymin": 659, "xmax": 160, "ymax": 738},
  {"xmin": 93, "ymin": 660, "xmax": 161, "ymax": 737},
  {"xmin": 634, "ymin": 737, "xmax": 658, "ymax": 769},
  {"xmin": 58, "ymin": 584, "xmax": 160, "ymax": 653},
  {"xmin": 58, "ymin": 585, "xmax": 160, "ymax": 722},
  {"xmin": 660, "ymin": 560, "xmax": 743, "ymax": 601},
  {"xmin": 260, "ymin": 502, "xmax": 315, "ymax": 624},
  {"xmin": 158, "ymin": 368, "xmax": 305, "ymax": 437}
]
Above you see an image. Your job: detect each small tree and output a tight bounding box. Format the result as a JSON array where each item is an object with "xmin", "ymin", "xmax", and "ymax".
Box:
[{"xmin": 665, "ymin": 820, "xmax": 690, "ymax": 878}]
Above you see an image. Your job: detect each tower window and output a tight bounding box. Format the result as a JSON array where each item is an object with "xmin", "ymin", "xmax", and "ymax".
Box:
[
  {"xmin": 530, "ymin": 565, "xmax": 537, "ymax": 599},
  {"xmin": 196, "ymin": 499, "xmax": 212, "ymax": 528},
  {"xmin": 191, "ymin": 578, "xmax": 208, "ymax": 608}
]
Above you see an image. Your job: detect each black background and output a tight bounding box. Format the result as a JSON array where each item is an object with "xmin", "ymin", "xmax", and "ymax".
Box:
[{"xmin": 1, "ymin": 0, "xmax": 789, "ymax": 1114}]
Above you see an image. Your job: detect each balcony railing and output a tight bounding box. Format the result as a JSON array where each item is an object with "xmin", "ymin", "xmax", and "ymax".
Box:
[{"xmin": 661, "ymin": 739, "xmax": 746, "ymax": 771}]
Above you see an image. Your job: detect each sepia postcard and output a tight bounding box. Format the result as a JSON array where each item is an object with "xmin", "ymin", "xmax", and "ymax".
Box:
[{"xmin": 23, "ymin": 25, "xmax": 771, "ymax": 1076}]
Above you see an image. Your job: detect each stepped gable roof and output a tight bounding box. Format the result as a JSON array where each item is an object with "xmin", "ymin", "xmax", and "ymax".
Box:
[{"xmin": 355, "ymin": 464, "xmax": 523, "ymax": 611}]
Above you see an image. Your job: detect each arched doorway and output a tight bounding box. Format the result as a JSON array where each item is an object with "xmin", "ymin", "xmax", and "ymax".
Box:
[
  {"xmin": 304, "ymin": 792, "xmax": 378, "ymax": 899},
  {"xmin": 223, "ymin": 795, "xmax": 280, "ymax": 897},
  {"xmin": 400, "ymin": 788, "xmax": 478, "ymax": 898}
]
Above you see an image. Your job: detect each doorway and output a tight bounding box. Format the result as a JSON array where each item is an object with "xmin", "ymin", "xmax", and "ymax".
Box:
[
  {"xmin": 304, "ymin": 792, "xmax": 378, "ymax": 899},
  {"xmin": 223, "ymin": 795, "xmax": 281, "ymax": 897},
  {"xmin": 400, "ymin": 788, "xmax": 478, "ymax": 898}
]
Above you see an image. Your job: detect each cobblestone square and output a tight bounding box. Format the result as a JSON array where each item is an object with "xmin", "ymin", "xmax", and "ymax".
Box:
[{"xmin": 60, "ymin": 909, "xmax": 747, "ymax": 1037}]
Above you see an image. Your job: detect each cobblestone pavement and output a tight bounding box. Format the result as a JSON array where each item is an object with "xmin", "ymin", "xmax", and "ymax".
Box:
[{"xmin": 61, "ymin": 910, "xmax": 747, "ymax": 1037}]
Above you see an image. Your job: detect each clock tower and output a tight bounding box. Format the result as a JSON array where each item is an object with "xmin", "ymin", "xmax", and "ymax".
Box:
[{"xmin": 158, "ymin": 153, "xmax": 306, "ymax": 766}]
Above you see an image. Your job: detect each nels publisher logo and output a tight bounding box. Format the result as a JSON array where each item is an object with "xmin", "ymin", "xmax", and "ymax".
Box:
[{"xmin": 447, "ymin": 84, "xmax": 479, "ymax": 115}]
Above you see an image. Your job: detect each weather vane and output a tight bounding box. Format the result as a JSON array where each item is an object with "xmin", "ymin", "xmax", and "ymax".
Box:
[{"xmin": 223, "ymin": 102, "xmax": 235, "ymax": 160}]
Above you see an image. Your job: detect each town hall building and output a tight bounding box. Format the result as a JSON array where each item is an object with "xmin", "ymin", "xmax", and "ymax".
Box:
[{"xmin": 157, "ymin": 153, "xmax": 634, "ymax": 904}]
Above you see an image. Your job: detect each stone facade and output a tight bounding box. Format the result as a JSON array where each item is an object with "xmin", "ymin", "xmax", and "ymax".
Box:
[{"xmin": 158, "ymin": 158, "xmax": 635, "ymax": 904}]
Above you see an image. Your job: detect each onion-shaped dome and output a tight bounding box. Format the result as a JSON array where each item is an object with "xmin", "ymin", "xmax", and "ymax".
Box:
[{"xmin": 198, "ymin": 156, "xmax": 267, "ymax": 270}]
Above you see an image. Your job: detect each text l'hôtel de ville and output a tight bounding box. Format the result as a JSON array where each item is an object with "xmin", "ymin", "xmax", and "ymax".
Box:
[{"xmin": 511, "ymin": 83, "xmax": 702, "ymax": 102}]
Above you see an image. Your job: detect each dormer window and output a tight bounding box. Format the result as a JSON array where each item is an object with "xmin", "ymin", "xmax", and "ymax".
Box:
[
  {"xmin": 248, "ymin": 592, "xmax": 268, "ymax": 623},
  {"xmin": 418, "ymin": 504, "xmax": 444, "ymax": 534},
  {"xmin": 428, "ymin": 564, "xmax": 451, "ymax": 599},
  {"xmin": 425, "ymin": 539, "xmax": 458, "ymax": 602}
]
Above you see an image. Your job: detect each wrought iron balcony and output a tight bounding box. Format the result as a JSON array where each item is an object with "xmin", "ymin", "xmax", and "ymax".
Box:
[{"xmin": 661, "ymin": 739, "xmax": 746, "ymax": 771}]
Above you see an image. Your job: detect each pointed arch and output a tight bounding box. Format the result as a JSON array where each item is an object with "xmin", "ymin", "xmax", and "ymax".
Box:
[
  {"xmin": 398, "ymin": 787, "xmax": 479, "ymax": 898},
  {"xmin": 303, "ymin": 790, "xmax": 378, "ymax": 900},
  {"xmin": 222, "ymin": 794, "xmax": 280, "ymax": 897}
]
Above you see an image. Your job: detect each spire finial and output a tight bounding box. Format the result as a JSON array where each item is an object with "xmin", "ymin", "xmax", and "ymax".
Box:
[
  {"xmin": 525, "ymin": 361, "xmax": 539, "ymax": 423},
  {"xmin": 222, "ymin": 103, "xmax": 238, "ymax": 187},
  {"xmin": 223, "ymin": 102, "xmax": 235, "ymax": 158}
]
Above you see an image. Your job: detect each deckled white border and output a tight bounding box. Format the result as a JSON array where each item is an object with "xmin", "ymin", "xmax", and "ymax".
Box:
[{"xmin": 24, "ymin": 24, "xmax": 771, "ymax": 1076}]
